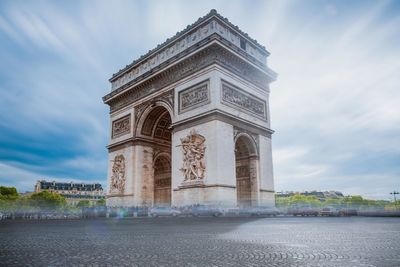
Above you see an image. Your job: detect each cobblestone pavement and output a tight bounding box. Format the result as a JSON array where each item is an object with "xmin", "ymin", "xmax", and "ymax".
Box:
[{"xmin": 1, "ymin": 217, "xmax": 400, "ymax": 267}]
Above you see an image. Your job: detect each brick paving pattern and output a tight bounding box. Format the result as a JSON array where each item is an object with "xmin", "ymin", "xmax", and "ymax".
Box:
[{"xmin": 1, "ymin": 217, "xmax": 399, "ymax": 266}]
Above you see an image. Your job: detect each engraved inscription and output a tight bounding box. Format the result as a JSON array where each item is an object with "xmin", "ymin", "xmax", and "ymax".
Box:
[
  {"xmin": 179, "ymin": 81, "xmax": 209, "ymax": 113},
  {"xmin": 112, "ymin": 115, "xmax": 131, "ymax": 138},
  {"xmin": 221, "ymin": 81, "xmax": 266, "ymax": 119}
]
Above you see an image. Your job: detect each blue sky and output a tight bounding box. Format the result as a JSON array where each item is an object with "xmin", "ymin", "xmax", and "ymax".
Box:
[{"xmin": 0, "ymin": 0, "xmax": 399, "ymax": 199}]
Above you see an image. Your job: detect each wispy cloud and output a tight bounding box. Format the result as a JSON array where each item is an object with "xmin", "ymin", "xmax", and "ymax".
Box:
[{"xmin": 0, "ymin": 0, "xmax": 399, "ymax": 199}]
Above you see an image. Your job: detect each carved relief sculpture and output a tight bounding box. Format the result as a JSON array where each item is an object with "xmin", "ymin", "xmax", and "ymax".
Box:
[
  {"xmin": 221, "ymin": 81, "xmax": 267, "ymax": 119},
  {"xmin": 179, "ymin": 80, "xmax": 210, "ymax": 113},
  {"xmin": 112, "ymin": 115, "xmax": 131, "ymax": 138},
  {"xmin": 110, "ymin": 155, "xmax": 126, "ymax": 194},
  {"xmin": 179, "ymin": 130, "xmax": 206, "ymax": 181}
]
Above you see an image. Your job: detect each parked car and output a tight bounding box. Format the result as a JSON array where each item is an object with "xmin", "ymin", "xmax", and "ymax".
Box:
[
  {"xmin": 149, "ymin": 207, "xmax": 181, "ymax": 217},
  {"xmin": 189, "ymin": 205, "xmax": 223, "ymax": 217},
  {"xmin": 320, "ymin": 207, "xmax": 339, "ymax": 216}
]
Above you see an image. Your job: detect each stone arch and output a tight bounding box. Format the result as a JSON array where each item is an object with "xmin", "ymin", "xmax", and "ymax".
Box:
[
  {"xmin": 135, "ymin": 100, "xmax": 173, "ymax": 138},
  {"xmin": 234, "ymin": 132, "xmax": 258, "ymax": 158},
  {"xmin": 153, "ymin": 153, "xmax": 172, "ymax": 206},
  {"xmin": 135, "ymin": 102, "xmax": 173, "ymax": 207},
  {"xmin": 235, "ymin": 134, "xmax": 259, "ymax": 207}
]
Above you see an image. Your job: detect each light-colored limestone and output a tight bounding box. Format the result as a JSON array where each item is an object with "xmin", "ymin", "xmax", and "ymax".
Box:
[{"xmin": 105, "ymin": 11, "xmax": 276, "ymax": 208}]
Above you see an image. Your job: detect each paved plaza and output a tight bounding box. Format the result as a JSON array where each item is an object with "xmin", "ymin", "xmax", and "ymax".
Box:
[{"xmin": 1, "ymin": 217, "xmax": 400, "ymax": 266}]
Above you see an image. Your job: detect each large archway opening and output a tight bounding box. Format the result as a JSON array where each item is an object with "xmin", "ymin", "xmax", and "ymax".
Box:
[
  {"xmin": 139, "ymin": 105, "xmax": 172, "ymax": 206},
  {"xmin": 235, "ymin": 135, "xmax": 258, "ymax": 207}
]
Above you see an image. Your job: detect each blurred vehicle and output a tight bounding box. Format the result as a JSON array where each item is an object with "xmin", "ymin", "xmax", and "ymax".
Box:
[
  {"xmin": 287, "ymin": 207, "xmax": 319, "ymax": 216},
  {"xmin": 357, "ymin": 210, "xmax": 400, "ymax": 217},
  {"xmin": 254, "ymin": 207, "xmax": 280, "ymax": 216},
  {"xmin": 237, "ymin": 207, "xmax": 280, "ymax": 217},
  {"xmin": 189, "ymin": 205, "xmax": 223, "ymax": 217},
  {"xmin": 179, "ymin": 206, "xmax": 193, "ymax": 216},
  {"xmin": 149, "ymin": 207, "xmax": 181, "ymax": 217},
  {"xmin": 221, "ymin": 207, "xmax": 240, "ymax": 217},
  {"xmin": 339, "ymin": 208, "xmax": 358, "ymax": 216},
  {"xmin": 136, "ymin": 207, "xmax": 149, "ymax": 217},
  {"xmin": 320, "ymin": 207, "xmax": 339, "ymax": 216}
]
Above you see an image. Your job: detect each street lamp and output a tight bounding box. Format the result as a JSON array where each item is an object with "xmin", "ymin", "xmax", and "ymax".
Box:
[{"xmin": 390, "ymin": 191, "xmax": 399, "ymax": 210}]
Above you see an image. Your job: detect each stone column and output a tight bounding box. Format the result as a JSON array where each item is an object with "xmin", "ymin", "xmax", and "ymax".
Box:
[
  {"xmin": 106, "ymin": 145, "xmax": 135, "ymax": 207},
  {"xmin": 132, "ymin": 145, "xmax": 154, "ymax": 206},
  {"xmin": 258, "ymin": 135, "xmax": 275, "ymax": 207},
  {"xmin": 249, "ymin": 156, "xmax": 260, "ymax": 206}
]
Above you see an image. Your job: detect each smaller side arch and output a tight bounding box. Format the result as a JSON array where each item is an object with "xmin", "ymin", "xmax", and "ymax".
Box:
[
  {"xmin": 234, "ymin": 132, "xmax": 258, "ymax": 158},
  {"xmin": 153, "ymin": 152, "xmax": 172, "ymax": 206},
  {"xmin": 153, "ymin": 151, "xmax": 172, "ymax": 166}
]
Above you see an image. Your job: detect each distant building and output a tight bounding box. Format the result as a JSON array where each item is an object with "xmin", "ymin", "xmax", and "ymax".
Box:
[{"xmin": 34, "ymin": 180, "xmax": 105, "ymax": 205}]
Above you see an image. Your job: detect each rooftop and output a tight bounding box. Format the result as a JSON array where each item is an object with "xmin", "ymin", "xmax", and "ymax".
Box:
[{"xmin": 36, "ymin": 180, "xmax": 103, "ymax": 192}]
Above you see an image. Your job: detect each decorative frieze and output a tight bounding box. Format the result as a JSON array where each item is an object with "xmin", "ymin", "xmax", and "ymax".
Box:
[
  {"xmin": 221, "ymin": 80, "xmax": 267, "ymax": 120},
  {"xmin": 110, "ymin": 13, "xmax": 268, "ymax": 91},
  {"xmin": 110, "ymin": 21, "xmax": 215, "ymax": 91},
  {"xmin": 112, "ymin": 115, "xmax": 131, "ymax": 138},
  {"xmin": 106, "ymin": 44, "xmax": 270, "ymax": 113},
  {"xmin": 109, "ymin": 154, "xmax": 126, "ymax": 194},
  {"xmin": 179, "ymin": 80, "xmax": 210, "ymax": 113}
]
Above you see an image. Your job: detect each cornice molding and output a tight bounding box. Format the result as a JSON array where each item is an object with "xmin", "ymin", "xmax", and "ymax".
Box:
[
  {"xmin": 260, "ymin": 189, "xmax": 275, "ymax": 193},
  {"xmin": 171, "ymin": 109, "xmax": 274, "ymax": 138},
  {"xmin": 107, "ymin": 108, "xmax": 274, "ymax": 151},
  {"xmin": 109, "ymin": 9, "xmax": 271, "ymax": 90},
  {"xmin": 107, "ymin": 137, "xmax": 171, "ymax": 153},
  {"xmin": 104, "ymin": 41, "xmax": 275, "ymax": 113},
  {"xmin": 173, "ymin": 183, "xmax": 236, "ymax": 191}
]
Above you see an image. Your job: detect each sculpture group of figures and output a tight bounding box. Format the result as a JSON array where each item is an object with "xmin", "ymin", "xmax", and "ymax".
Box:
[
  {"xmin": 110, "ymin": 154, "xmax": 126, "ymax": 194},
  {"xmin": 179, "ymin": 130, "xmax": 206, "ymax": 181}
]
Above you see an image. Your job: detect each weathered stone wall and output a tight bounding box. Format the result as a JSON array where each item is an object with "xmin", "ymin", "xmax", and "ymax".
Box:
[{"xmin": 172, "ymin": 120, "xmax": 237, "ymax": 207}]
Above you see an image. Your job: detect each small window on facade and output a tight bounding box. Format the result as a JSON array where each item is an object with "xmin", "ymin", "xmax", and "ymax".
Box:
[{"xmin": 240, "ymin": 38, "xmax": 246, "ymax": 50}]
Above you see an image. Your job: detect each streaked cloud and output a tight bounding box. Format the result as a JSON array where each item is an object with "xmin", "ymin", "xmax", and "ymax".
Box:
[{"xmin": 0, "ymin": 0, "xmax": 399, "ymax": 199}]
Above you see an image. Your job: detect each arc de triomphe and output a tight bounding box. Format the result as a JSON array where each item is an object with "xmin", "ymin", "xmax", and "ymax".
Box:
[{"xmin": 103, "ymin": 10, "xmax": 277, "ymax": 207}]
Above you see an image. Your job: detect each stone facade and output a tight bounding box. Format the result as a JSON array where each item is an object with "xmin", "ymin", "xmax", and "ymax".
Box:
[
  {"xmin": 103, "ymin": 10, "xmax": 277, "ymax": 208},
  {"xmin": 34, "ymin": 180, "xmax": 105, "ymax": 205}
]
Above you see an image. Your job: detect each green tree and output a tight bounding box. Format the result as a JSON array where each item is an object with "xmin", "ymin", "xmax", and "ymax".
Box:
[
  {"xmin": 0, "ymin": 186, "xmax": 20, "ymax": 212},
  {"xmin": 0, "ymin": 186, "xmax": 18, "ymax": 200},
  {"xmin": 323, "ymin": 198, "xmax": 342, "ymax": 208},
  {"xmin": 96, "ymin": 199, "xmax": 106, "ymax": 206},
  {"xmin": 29, "ymin": 191, "xmax": 66, "ymax": 211},
  {"xmin": 289, "ymin": 194, "xmax": 321, "ymax": 208},
  {"xmin": 76, "ymin": 200, "xmax": 91, "ymax": 208}
]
